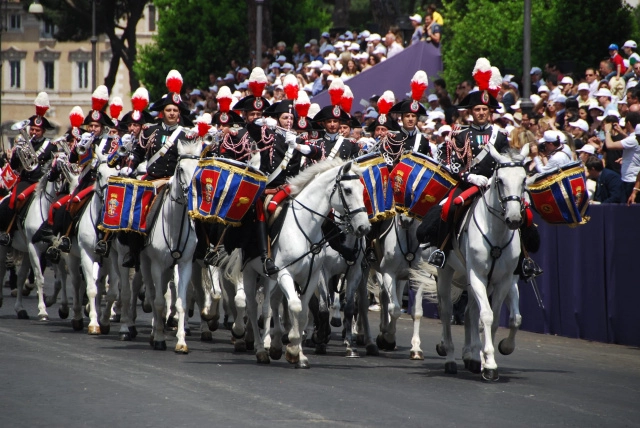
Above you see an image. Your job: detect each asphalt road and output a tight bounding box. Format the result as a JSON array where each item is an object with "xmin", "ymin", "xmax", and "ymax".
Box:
[{"xmin": 0, "ymin": 280, "xmax": 638, "ymax": 428}]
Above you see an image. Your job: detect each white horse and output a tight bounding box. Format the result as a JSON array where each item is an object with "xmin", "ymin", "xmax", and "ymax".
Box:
[
  {"xmin": 139, "ymin": 139, "xmax": 202, "ymax": 353},
  {"xmin": 230, "ymin": 159, "xmax": 370, "ymax": 368},
  {"xmin": 0, "ymin": 157, "xmax": 77, "ymax": 320},
  {"xmin": 369, "ymin": 214, "xmax": 426, "ymax": 354},
  {"xmin": 421, "ymin": 146, "xmax": 526, "ymax": 381}
]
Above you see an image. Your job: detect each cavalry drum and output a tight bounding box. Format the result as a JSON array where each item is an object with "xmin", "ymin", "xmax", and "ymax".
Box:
[
  {"xmin": 528, "ymin": 161, "xmax": 589, "ymax": 226},
  {"xmin": 99, "ymin": 176, "xmax": 156, "ymax": 234},
  {"xmin": 356, "ymin": 153, "xmax": 395, "ymax": 222},
  {"xmin": 389, "ymin": 152, "xmax": 457, "ymax": 219},
  {"xmin": 188, "ymin": 158, "xmax": 267, "ymax": 226}
]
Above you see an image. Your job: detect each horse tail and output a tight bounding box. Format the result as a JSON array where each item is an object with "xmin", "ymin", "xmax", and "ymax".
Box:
[
  {"xmin": 410, "ymin": 260, "xmax": 464, "ymax": 304},
  {"xmin": 223, "ymin": 249, "xmax": 243, "ymax": 285}
]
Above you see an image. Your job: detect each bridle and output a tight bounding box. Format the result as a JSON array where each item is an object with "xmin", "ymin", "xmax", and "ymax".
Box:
[
  {"xmin": 328, "ymin": 163, "xmax": 367, "ymax": 235},
  {"xmin": 484, "ymin": 160, "xmax": 526, "ymax": 221}
]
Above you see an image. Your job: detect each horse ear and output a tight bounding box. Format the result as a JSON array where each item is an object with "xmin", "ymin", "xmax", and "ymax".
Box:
[
  {"xmin": 520, "ymin": 143, "xmax": 530, "ymax": 158},
  {"xmin": 488, "ymin": 143, "xmax": 508, "ymax": 164},
  {"xmin": 343, "ymin": 161, "xmax": 352, "ymax": 174}
]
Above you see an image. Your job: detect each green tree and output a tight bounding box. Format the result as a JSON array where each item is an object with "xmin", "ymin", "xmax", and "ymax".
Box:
[
  {"xmin": 135, "ymin": 0, "xmax": 248, "ymax": 99},
  {"xmin": 271, "ymin": 0, "xmax": 332, "ymax": 46},
  {"xmin": 23, "ymin": 0, "xmax": 150, "ymax": 94}
]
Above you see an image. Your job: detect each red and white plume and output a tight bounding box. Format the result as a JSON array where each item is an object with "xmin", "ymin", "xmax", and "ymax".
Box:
[
  {"xmin": 328, "ymin": 78, "xmax": 345, "ymax": 106},
  {"xmin": 283, "ymin": 74, "xmax": 299, "ymax": 100},
  {"xmin": 109, "ymin": 96, "xmax": 123, "ymax": 119},
  {"xmin": 377, "ymin": 90, "xmax": 395, "ymax": 116},
  {"xmin": 248, "ymin": 67, "xmax": 268, "ymax": 98},
  {"xmin": 131, "ymin": 87, "xmax": 149, "ymax": 112},
  {"xmin": 217, "ymin": 86, "xmax": 233, "ymax": 113},
  {"xmin": 34, "ymin": 92, "xmax": 50, "ymax": 117},
  {"xmin": 166, "ymin": 69, "xmax": 183, "ymax": 94},
  {"xmin": 294, "ymin": 91, "xmax": 311, "ymax": 118},
  {"xmin": 488, "ymin": 66, "xmax": 502, "ymax": 98},
  {"xmin": 472, "ymin": 58, "xmax": 492, "ymax": 92},
  {"xmin": 196, "ymin": 113, "xmax": 212, "ymax": 137},
  {"xmin": 91, "ymin": 85, "xmax": 109, "ymax": 111},
  {"xmin": 69, "ymin": 106, "xmax": 84, "ymax": 128},
  {"xmin": 410, "ymin": 71, "xmax": 428, "ymax": 102},
  {"xmin": 340, "ymin": 86, "xmax": 354, "ymax": 114}
]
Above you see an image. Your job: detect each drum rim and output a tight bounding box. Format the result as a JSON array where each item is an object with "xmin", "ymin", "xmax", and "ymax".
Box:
[
  {"xmin": 197, "ymin": 157, "xmax": 267, "ymax": 182},
  {"xmin": 528, "ymin": 165, "xmax": 586, "ymax": 191},
  {"xmin": 107, "ymin": 176, "xmax": 155, "ymax": 187}
]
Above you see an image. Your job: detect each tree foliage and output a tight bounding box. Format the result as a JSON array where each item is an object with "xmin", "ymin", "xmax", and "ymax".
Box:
[
  {"xmin": 271, "ymin": 0, "xmax": 332, "ymax": 46},
  {"xmin": 441, "ymin": 0, "xmax": 640, "ymax": 88},
  {"xmin": 135, "ymin": 0, "xmax": 248, "ymax": 99}
]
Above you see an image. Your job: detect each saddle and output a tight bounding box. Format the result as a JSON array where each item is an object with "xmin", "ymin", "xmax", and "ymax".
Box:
[
  {"xmin": 142, "ymin": 180, "xmax": 170, "ymax": 238},
  {"xmin": 9, "ymin": 182, "xmax": 38, "ymax": 212}
]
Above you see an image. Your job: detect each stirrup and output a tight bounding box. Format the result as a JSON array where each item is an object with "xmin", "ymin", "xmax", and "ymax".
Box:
[
  {"xmin": 263, "ymin": 257, "xmax": 279, "ymax": 276},
  {"xmin": 0, "ymin": 232, "xmax": 11, "ymax": 247},
  {"xmin": 58, "ymin": 236, "xmax": 71, "ymax": 253},
  {"xmin": 122, "ymin": 252, "xmax": 138, "ymax": 269},
  {"xmin": 203, "ymin": 248, "xmax": 221, "ymax": 266},
  {"xmin": 45, "ymin": 246, "xmax": 61, "ymax": 264},
  {"xmin": 427, "ymin": 249, "xmax": 446, "ymax": 269},
  {"xmin": 94, "ymin": 240, "xmax": 110, "ymax": 256},
  {"xmin": 365, "ymin": 247, "xmax": 377, "ymax": 263},
  {"xmin": 522, "ymin": 257, "xmax": 543, "ymax": 279}
]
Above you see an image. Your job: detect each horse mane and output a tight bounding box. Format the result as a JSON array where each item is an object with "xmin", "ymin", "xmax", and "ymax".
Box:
[
  {"xmin": 287, "ymin": 158, "xmax": 345, "ymax": 197},
  {"xmin": 33, "ymin": 160, "xmax": 53, "ymax": 197},
  {"xmin": 178, "ymin": 138, "xmax": 202, "ymax": 156},
  {"xmin": 503, "ymin": 148, "xmax": 525, "ymax": 163}
]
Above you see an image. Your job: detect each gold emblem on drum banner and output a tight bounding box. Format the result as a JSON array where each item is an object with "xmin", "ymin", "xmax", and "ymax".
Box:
[
  {"xmin": 575, "ymin": 186, "xmax": 583, "ymax": 202},
  {"xmin": 421, "ymin": 194, "xmax": 436, "ymax": 203},
  {"xmin": 541, "ymin": 204, "xmax": 554, "ymax": 214},
  {"xmin": 107, "ymin": 193, "xmax": 119, "ymax": 216},
  {"xmin": 393, "ymin": 171, "xmax": 404, "ymax": 194},
  {"xmin": 237, "ymin": 197, "xmax": 250, "ymax": 207},
  {"xmin": 204, "ymin": 178, "xmax": 213, "ymax": 203}
]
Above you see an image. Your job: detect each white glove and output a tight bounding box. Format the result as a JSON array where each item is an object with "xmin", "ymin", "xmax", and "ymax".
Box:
[
  {"xmin": 285, "ymin": 132, "xmax": 297, "ymax": 149},
  {"xmin": 467, "ymin": 173, "xmax": 489, "ymax": 187},
  {"xmin": 120, "ymin": 134, "xmax": 132, "ymax": 146},
  {"xmin": 264, "ymin": 117, "xmax": 277, "ymax": 128},
  {"xmin": 254, "ymin": 118, "xmax": 265, "ymax": 126},
  {"xmin": 119, "ymin": 167, "xmax": 133, "ymax": 177}
]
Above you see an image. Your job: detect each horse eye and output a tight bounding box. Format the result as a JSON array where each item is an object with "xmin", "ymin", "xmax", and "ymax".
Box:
[{"xmin": 344, "ymin": 188, "xmax": 352, "ymax": 195}]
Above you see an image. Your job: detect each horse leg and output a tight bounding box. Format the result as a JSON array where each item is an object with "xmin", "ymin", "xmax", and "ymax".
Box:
[
  {"xmin": 231, "ymin": 272, "xmax": 247, "ymax": 351},
  {"xmin": 117, "ymin": 263, "xmax": 136, "ymax": 341},
  {"xmin": 174, "ymin": 262, "xmax": 192, "ymax": 354},
  {"xmin": 65, "ymin": 256, "xmax": 84, "ymax": 331},
  {"xmin": 343, "ymin": 270, "xmax": 359, "ymax": 358},
  {"xmin": 14, "ymin": 256, "xmax": 32, "ymax": 319},
  {"xmin": 191, "ymin": 265, "xmax": 212, "ymax": 341},
  {"xmin": 55, "ymin": 261, "xmax": 70, "ymax": 320},
  {"xmin": 410, "ymin": 281, "xmax": 424, "ymax": 360},
  {"xmin": 99, "ymin": 269, "xmax": 118, "ymax": 335},
  {"xmin": 277, "ymin": 269, "xmax": 307, "ymax": 368},
  {"xmin": 377, "ymin": 277, "xmax": 391, "ymax": 349},
  {"xmin": 268, "ymin": 287, "xmax": 284, "ymax": 360},
  {"xmin": 436, "ymin": 266, "xmax": 457, "ymax": 374},
  {"xmin": 243, "ymin": 268, "xmax": 268, "ymax": 363},
  {"xmin": 330, "ymin": 275, "xmax": 342, "ymax": 327},
  {"xmin": 27, "ymin": 242, "xmax": 51, "ymax": 319},
  {"xmin": 80, "ymin": 252, "xmax": 101, "ymax": 335},
  {"xmin": 468, "ymin": 270, "xmax": 498, "ymax": 381},
  {"xmin": 377, "ymin": 273, "xmax": 399, "ymax": 351},
  {"xmin": 498, "ymin": 280, "xmax": 522, "ymax": 356}
]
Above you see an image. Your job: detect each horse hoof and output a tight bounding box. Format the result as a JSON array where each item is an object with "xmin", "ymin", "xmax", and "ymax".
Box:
[
  {"xmin": 482, "ymin": 368, "xmax": 499, "ymax": 381},
  {"xmin": 498, "ymin": 338, "xmax": 515, "ymax": 355},
  {"xmin": 315, "ymin": 344, "xmax": 327, "ymax": 355},
  {"xmin": 175, "ymin": 344, "xmax": 189, "ymax": 354},
  {"xmin": 365, "ymin": 343, "xmax": 379, "ymax": 356},
  {"xmin": 58, "ymin": 307, "xmax": 69, "ymax": 320},
  {"xmin": 376, "ymin": 334, "xmax": 384, "ymax": 349},
  {"xmin": 246, "ymin": 341, "xmax": 255, "ymax": 351},
  {"xmin": 330, "ymin": 317, "xmax": 342, "ymax": 328},
  {"xmin": 138, "ymin": 289, "xmax": 145, "ymax": 303},
  {"xmin": 119, "ymin": 332, "xmax": 131, "ymax": 341},
  {"xmin": 444, "ymin": 361, "xmax": 458, "ymax": 374},
  {"xmin": 129, "ymin": 326, "xmax": 137, "ymax": 339},
  {"xmin": 166, "ymin": 318, "xmax": 178, "ymax": 330},
  {"xmin": 185, "ymin": 328, "xmax": 191, "ymax": 337},
  {"xmin": 38, "ymin": 314, "xmax": 50, "ymax": 322},
  {"xmin": 295, "ymin": 360, "xmax": 310, "ymax": 369},
  {"xmin": 355, "ymin": 334, "xmax": 366, "ymax": 346},
  {"xmin": 269, "ymin": 347, "xmax": 283, "ymax": 360},
  {"xmin": 0, "ymin": 297, "xmax": 3, "ymax": 308},
  {"xmin": 188, "ymin": 308, "xmax": 194, "ymax": 318},
  {"xmin": 149, "ymin": 334, "xmax": 154, "ymax": 346},
  {"xmin": 285, "ymin": 350, "xmax": 300, "ymax": 364},
  {"xmin": 345, "ymin": 349, "xmax": 359, "ymax": 358},
  {"xmin": 71, "ymin": 319, "xmax": 84, "ymax": 331},
  {"xmin": 468, "ymin": 360, "xmax": 482, "ymax": 374},
  {"xmin": 436, "ymin": 343, "xmax": 447, "ymax": 357},
  {"xmin": 342, "ymin": 328, "xmax": 346, "ymax": 339},
  {"xmin": 110, "ymin": 314, "xmax": 121, "ymax": 323},
  {"xmin": 22, "ymin": 287, "xmax": 32, "ymax": 297},
  {"xmin": 153, "ymin": 341, "xmax": 167, "ymax": 351},
  {"xmin": 17, "ymin": 310, "xmax": 29, "ymax": 320},
  {"xmin": 281, "ymin": 334, "xmax": 290, "ymax": 345},
  {"xmin": 410, "ymin": 350, "xmax": 424, "ymax": 360},
  {"xmin": 234, "ymin": 340, "xmax": 247, "ymax": 353},
  {"xmin": 257, "ymin": 315, "xmax": 264, "ymax": 330},
  {"xmin": 223, "ymin": 315, "xmax": 231, "ymax": 330},
  {"xmin": 142, "ymin": 302, "xmax": 152, "ymax": 313},
  {"xmin": 87, "ymin": 325, "xmax": 101, "ymax": 335},
  {"xmin": 379, "ymin": 337, "xmax": 396, "ymax": 352},
  {"xmin": 200, "ymin": 331, "xmax": 213, "ymax": 342},
  {"xmin": 99, "ymin": 323, "xmax": 110, "ymax": 335},
  {"xmin": 256, "ymin": 350, "xmax": 270, "ymax": 364},
  {"xmin": 207, "ymin": 318, "xmax": 219, "ymax": 332}
]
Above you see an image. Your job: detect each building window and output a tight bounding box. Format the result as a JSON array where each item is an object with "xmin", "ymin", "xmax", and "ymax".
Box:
[
  {"xmin": 10, "ymin": 61, "xmax": 21, "ymax": 88},
  {"xmin": 9, "ymin": 14, "xmax": 22, "ymax": 31},
  {"xmin": 148, "ymin": 5, "xmax": 156, "ymax": 32},
  {"xmin": 44, "ymin": 61, "xmax": 55, "ymax": 89},
  {"xmin": 78, "ymin": 61, "xmax": 89, "ymax": 89},
  {"xmin": 43, "ymin": 21, "xmax": 56, "ymax": 38}
]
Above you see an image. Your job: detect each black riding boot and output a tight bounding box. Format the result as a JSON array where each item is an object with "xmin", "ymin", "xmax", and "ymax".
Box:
[
  {"xmin": 123, "ymin": 233, "xmax": 144, "ymax": 269},
  {"xmin": 32, "ymin": 222, "xmax": 56, "ymax": 244},
  {"xmin": 427, "ymin": 220, "xmax": 449, "ymax": 268},
  {"xmin": 256, "ymin": 220, "xmax": 278, "ymax": 276}
]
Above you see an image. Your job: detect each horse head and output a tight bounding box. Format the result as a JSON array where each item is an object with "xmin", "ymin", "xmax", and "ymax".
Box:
[
  {"xmin": 330, "ymin": 161, "xmax": 371, "ymax": 238},
  {"xmin": 172, "ymin": 139, "xmax": 203, "ymax": 204},
  {"xmin": 488, "ymin": 145, "xmax": 527, "ymax": 230},
  {"xmin": 399, "ymin": 212, "xmax": 414, "ymax": 229}
]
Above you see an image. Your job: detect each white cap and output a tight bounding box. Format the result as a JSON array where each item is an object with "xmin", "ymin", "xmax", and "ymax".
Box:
[
  {"xmin": 308, "ymin": 103, "xmax": 321, "ymax": 119},
  {"xmin": 530, "ymin": 94, "xmax": 542, "ymax": 105},
  {"xmin": 409, "ymin": 14, "xmax": 422, "ymax": 23},
  {"xmin": 577, "ymin": 82, "xmax": 590, "ymax": 91},
  {"xmin": 373, "ymin": 46, "xmax": 386, "ymax": 55},
  {"xmin": 359, "ymin": 30, "xmax": 371, "ymax": 39},
  {"xmin": 434, "ymin": 125, "xmax": 452, "ymax": 136},
  {"xmin": 589, "ymin": 104, "xmax": 604, "ymax": 112},
  {"xmin": 538, "ymin": 130, "xmax": 565, "ymax": 144},
  {"xmin": 326, "ymin": 53, "xmax": 338, "ymax": 60},
  {"xmin": 576, "ymin": 145, "xmax": 596, "ymax": 154},
  {"xmin": 334, "ymin": 41, "xmax": 344, "ymax": 49},
  {"xmin": 538, "ymin": 85, "xmax": 550, "ymax": 93},
  {"xmin": 623, "ymin": 40, "xmax": 637, "ymax": 49},
  {"xmin": 554, "ymin": 95, "xmax": 567, "ymax": 104},
  {"xmin": 427, "ymin": 94, "xmax": 438, "ymax": 102},
  {"xmin": 635, "ymin": 124, "xmax": 640, "ymax": 135},
  {"xmin": 503, "ymin": 74, "xmax": 514, "ymax": 83},
  {"xmin": 282, "ymin": 63, "xmax": 294, "ymax": 70},
  {"xmin": 269, "ymin": 62, "xmax": 280, "ymax": 69},
  {"xmin": 320, "ymin": 63, "xmax": 332, "ymax": 72},
  {"xmin": 428, "ymin": 110, "xmax": 445, "ymax": 121},
  {"xmin": 277, "ymin": 55, "xmax": 287, "ymax": 62},
  {"xmin": 597, "ymin": 110, "xmax": 621, "ymax": 121},
  {"xmin": 349, "ymin": 44, "xmax": 360, "ymax": 52},
  {"xmin": 560, "ymin": 76, "xmax": 574, "ymax": 85},
  {"xmin": 367, "ymin": 33, "xmax": 381, "ymax": 42},
  {"xmin": 594, "ymin": 88, "xmax": 613, "ymax": 98},
  {"xmin": 569, "ymin": 119, "xmax": 589, "ymax": 133},
  {"xmin": 502, "ymin": 113, "xmax": 516, "ymax": 124},
  {"xmin": 308, "ymin": 60, "xmax": 323, "ymax": 69}
]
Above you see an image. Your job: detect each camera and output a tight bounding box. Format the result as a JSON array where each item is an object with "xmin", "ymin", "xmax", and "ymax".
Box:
[{"xmin": 538, "ymin": 142, "xmax": 547, "ymax": 152}]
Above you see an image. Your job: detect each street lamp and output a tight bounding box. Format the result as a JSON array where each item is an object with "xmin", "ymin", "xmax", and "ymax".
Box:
[
  {"xmin": 520, "ymin": 0, "xmax": 533, "ymax": 114},
  {"xmin": 91, "ymin": 0, "xmax": 97, "ymax": 91},
  {"xmin": 28, "ymin": 0, "xmax": 43, "ymax": 14},
  {"xmin": 256, "ymin": 0, "xmax": 263, "ymax": 68}
]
